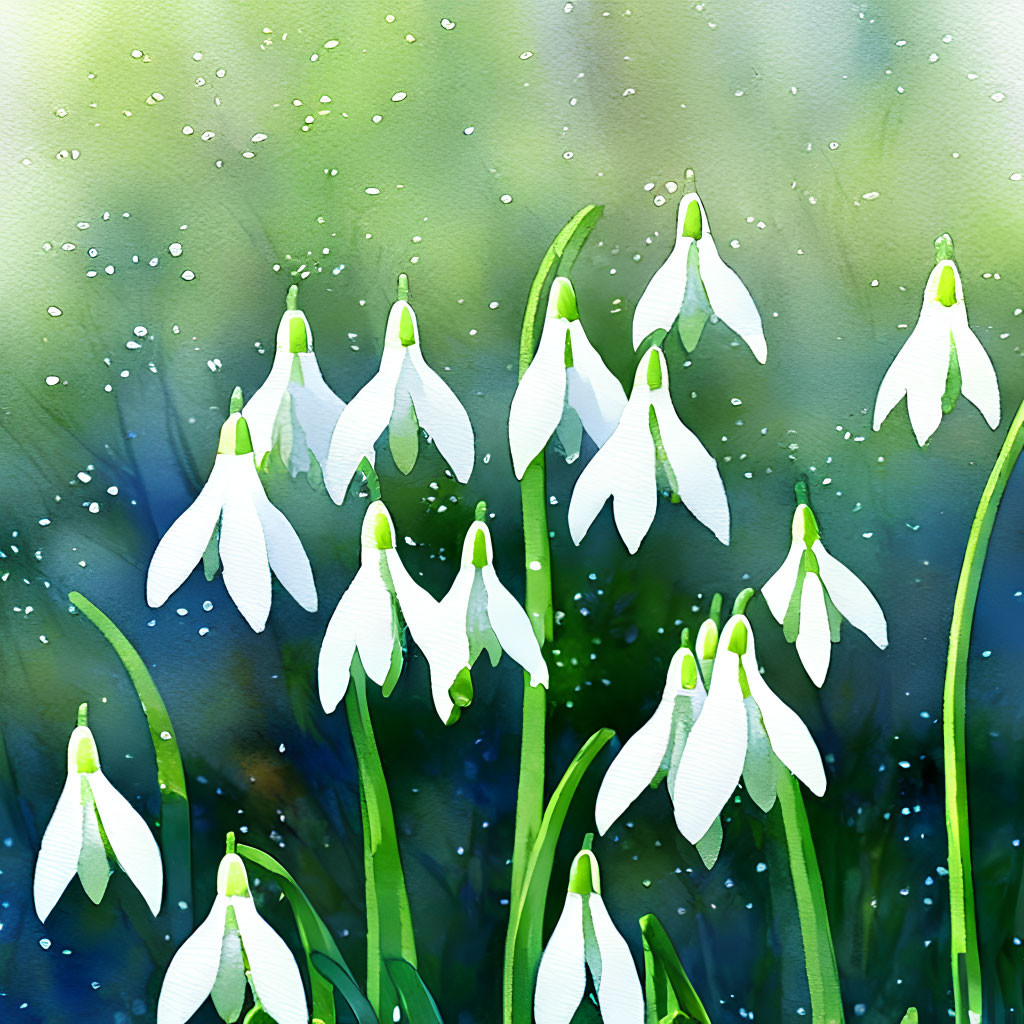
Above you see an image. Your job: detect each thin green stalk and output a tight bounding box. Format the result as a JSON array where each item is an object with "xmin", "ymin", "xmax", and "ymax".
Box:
[
  {"xmin": 504, "ymin": 203, "xmax": 604, "ymax": 1024},
  {"xmin": 944, "ymin": 396, "xmax": 1024, "ymax": 1023},
  {"xmin": 776, "ymin": 763, "xmax": 844, "ymax": 1023},
  {"xmin": 67, "ymin": 591, "xmax": 192, "ymax": 942},
  {"xmin": 345, "ymin": 658, "xmax": 417, "ymax": 1021}
]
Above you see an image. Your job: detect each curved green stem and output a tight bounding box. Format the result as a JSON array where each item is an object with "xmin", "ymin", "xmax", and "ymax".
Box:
[
  {"xmin": 345, "ymin": 658, "xmax": 417, "ymax": 1021},
  {"xmin": 504, "ymin": 203, "xmax": 604, "ymax": 1024},
  {"xmin": 776, "ymin": 763, "xmax": 845, "ymax": 1023},
  {"xmin": 67, "ymin": 591, "xmax": 192, "ymax": 942},
  {"xmin": 944, "ymin": 397, "xmax": 1024, "ymax": 1023}
]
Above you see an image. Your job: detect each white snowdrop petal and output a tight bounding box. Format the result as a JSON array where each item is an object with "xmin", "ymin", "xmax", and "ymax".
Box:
[
  {"xmin": 568, "ymin": 395, "xmax": 656, "ymax": 553},
  {"xmin": 761, "ymin": 540, "xmax": 803, "ymax": 624},
  {"xmin": 219, "ymin": 471, "xmax": 272, "ymax": 632},
  {"xmin": 534, "ymin": 892, "xmax": 587, "ymax": 1024},
  {"xmin": 243, "ymin": 348, "xmax": 294, "ymax": 464},
  {"xmin": 250, "ymin": 485, "xmax": 317, "ymax": 612},
  {"xmin": 354, "ymin": 565, "xmax": 400, "ymax": 685},
  {"xmin": 595, "ymin": 684, "xmax": 675, "ymax": 834},
  {"xmin": 744, "ymin": 649, "xmax": 826, "ymax": 797},
  {"xmin": 564, "ymin": 319, "xmax": 627, "ymax": 447},
  {"xmin": 589, "ymin": 894, "xmax": 645, "ymax": 1024},
  {"xmin": 210, "ymin": 921, "xmax": 246, "ymax": 1023},
  {"xmin": 291, "ymin": 353, "xmax": 346, "ymax": 465},
  {"xmin": 650, "ymin": 387, "xmax": 730, "ymax": 544},
  {"xmin": 77, "ymin": 781, "xmax": 111, "ymax": 904},
  {"xmin": 795, "ymin": 572, "xmax": 831, "ymax": 687},
  {"xmin": 88, "ymin": 771, "xmax": 163, "ymax": 915},
  {"xmin": 406, "ymin": 344, "xmax": 475, "ymax": 483},
  {"xmin": 951, "ymin": 309, "xmax": 1000, "ymax": 429},
  {"xmin": 156, "ymin": 896, "xmax": 229, "ymax": 1024},
  {"xmin": 325, "ymin": 346, "xmax": 404, "ymax": 502},
  {"xmin": 318, "ymin": 571, "xmax": 366, "ymax": 711},
  {"xmin": 480, "ymin": 566, "xmax": 548, "ymax": 686},
  {"xmin": 673, "ymin": 648, "xmax": 747, "ymax": 843},
  {"xmin": 632, "ymin": 241, "xmax": 689, "ymax": 350},
  {"xmin": 812, "ymin": 541, "xmax": 888, "ymax": 649},
  {"xmin": 509, "ymin": 315, "xmax": 569, "ymax": 478},
  {"xmin": 234, "ymin": 897, "xmax": 309, "ymax": 1024},
  {"xmin": 146, "ymin": 461, "xmax": 227, "ymax": 608},
  {"xmin": 696, "ymin": 227, "xmax": 767, "ymax": 363},
  {"xmin": 34, "ymin": 772, "xmax": 84, "ymax": 922}
]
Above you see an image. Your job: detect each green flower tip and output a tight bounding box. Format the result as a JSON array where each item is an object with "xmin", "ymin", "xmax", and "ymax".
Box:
[
  {"xmin": 681, "ymin": 195, "xmax": 703, "ymax": 241},
  {"xmin": 731, "ymin": 587, "xmax": 755, "ymax": 616},
  {"xmin": 229, "ymin": 386, "xmax": 244, "ymax": 414},
  {"xmin": 568, "ymin": 848, "xmax": 601, "ymax": 895},
  {"xmin": 286, "ymin": 283, "xmax": 299, "ymax": 311},
  {"xmin": 217, "ymin": 852, "xmax": 251, "ymax": 898},
  {"xmin": 679, "ymin": 626, "xmax": 691, "ymax": 650},
  {"xmin": 398, "ymin": 304, "xmax": 416, "ymax": 346},
  {"xmin": 550, "ymin": 276, "xmax": 580, "ymax": 322},
  {"xmin": 679, "ymin": 649, "xmax": 699, "ymax": 690},
  {"xmin": 225, "ymin": 831, "xmax": 236, "ymax": 854},
  {"xmin": 798, "ymin": 503, "xmax": 819, "ymax": 547},
  {"xmin": 77, "ymin": 702, "xmax": 89, "ymax": 727},
  {"xmin": 470, "ymin": 524, "xmax": 490, "ymax": 568},
  {"xmin": 474, "ymin": 500, "xmax": 488, "ymax": 522},
  {"xmin": 697, "ymin": 618, "xmax": 719, "ymax": 661},
  {"xmin": 936, "ymin": 264, "xmax": 957, "ymax": 307},
  {"xmin": 708, "ymin": 592, "xmax": 723, "ymax": 627},
  {"xmin": 368, "ymin": 502, "xmax": 395, "ymax": 550},
  {"xmin": 287, "ymin": 311, "xmax": 310, "ymax": 353},
  {"xmin": 563, "ymin": 326, "xmax": 574, "ymax": 369},
  {"xmin": 448, "ymin": 667, "xmax": 474, "ymax": 709},
  {"xmin": 644, "ymin": 347, "xmax": 664, "ymax": 390},
  {"xmin": 933, "ymin": 232, "xmax": 955, "ymax": 264},
  {"xmin": 218, "ymin": 413, "xmax": 254, "ymax": 456},
  {"xmin": 69, "ymin": 725, "xmax": 100, "ymax": 774},
  {"xmin": 726, "ymin": 617, "xmax": 749, "ymax": 656}
]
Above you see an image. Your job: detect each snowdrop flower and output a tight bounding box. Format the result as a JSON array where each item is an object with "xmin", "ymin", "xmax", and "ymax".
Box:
[
  {"xmin": 762, "ymin": 499, "xmax": 888, "ymax": 687},
  {"xmin": 147, "ymin": 387, "xmax": 317, "ymax": 633},
  {"xmin": 534, "ymin": 841, "xmax": 643, "ymax": 1024},
  {"xmin": 568, "ymin": 346, "xmax": 729, "ymax": 553},
  {"xmin": 318, "ymin": 498, "xmax": 470, "ymax": 724},
  {"xmin": 34, "ymin": 705, "xmax": 162, "ymax": 922},
  {"xmin": 508, "ymin": 276, "xmax": 626, "ymax": 478},
  {"xmin": 873, "ymin": 234, "xmax": 999, "ymax": 446},
  {"xmin": 674, "ymin": 610, "xmax": 826, "ymax": 844},
  {"xmin": 441, "ymin": 506, "xmax": 549, "ymax": 688},
  {"xmin": 594, "ymin": 634, "xmax": 723, "ymax": 868},
  {"xmin": 325, "ymin": 283, "xmax": 474, "ymax": 503},
  {"xmin": 242, "ymin": 285, "xmax": 345, "ymax": 477},
  {"xmin": 157, "ymin": 834, "xmax": 307, "ymax": 1024},
  {"xmin": 633, "ymin": 180, "xmax": 767, "ymax": 363}
]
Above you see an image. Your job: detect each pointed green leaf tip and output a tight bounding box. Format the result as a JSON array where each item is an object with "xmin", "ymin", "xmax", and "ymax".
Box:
[
  {"xmin": 286, "ymin": 283, "xmax": 299, "ymax": 311},
  {"xmin": 682, "ymin": 197, "xmax": 703, "ymax": 240},
  {"xmin": 399, "ymin": 305, "xmax": 416, "ymax": 346},
  {"xmin": 646, "ymin": 350, "xmax": 663, "ymax": 389},
  {"xmin": 936, "ymin": 264, "xmax": 957, "ymax": 307},
  {"xmin": 552, "ymin": 277, "xmax": 580, "ymax": 321},
  {"xmin": 229, "ymin": 386, "xmax": 244, "ymax": 413},
  {"xmin": 568, "ymin": 847, "xmax": 600, "ymax": 894}
]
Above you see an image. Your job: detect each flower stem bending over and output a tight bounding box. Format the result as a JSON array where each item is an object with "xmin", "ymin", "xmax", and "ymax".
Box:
[
  {"xmin": 504, "ymin": 203, "xmax": 604, "ymax": 1024},
  {"xmin": 942, "ymin": 395, "xmax": 1024, "ymax": 1024}
]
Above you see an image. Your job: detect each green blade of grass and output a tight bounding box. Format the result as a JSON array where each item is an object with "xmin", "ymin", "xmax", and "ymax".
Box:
[
  {"xmin": 385, "ymin": 958, "xmax": 445, "ymax": 1023},
  {"xmin": 639, "ymin": 913, "xmax": 712, "ymax": 1024},
  {"xmin": 942, "ymin": 396, "xmax": 1024, "ymax": 1024},
  {"xmin": 238, "ymin": 843, "xmax": 376, "ymax": 1024},
  {"xmin": 505, "ymin": 727, "xmax": 614, "ymax": 1024},
  {"xmin": 67, "ymin": 591, "xmax": 192, "ymax": 942},
  {"xmin": 345, "ymin": 659, "xmax": 417, "ymax": 1022},
  {"xmin": 505, "ymin": 204, "xmax": 605, "ymax": 1024}
]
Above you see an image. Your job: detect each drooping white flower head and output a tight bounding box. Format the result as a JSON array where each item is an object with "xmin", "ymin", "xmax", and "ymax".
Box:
[
  {"xmin": 568, "ymin": 346, "xmax": 730, "ymax": 554},
  {"xmin": 318, "ymin": 499, "xmax": 471, "ymax": 724},
  {"xmin": 508, "ymin": 276, "xmax": 627, "ymax": 478},
  {"xmin": 762, "ymin": 501, "xmax": 888, "ymax": 687},
  {"xmin": 873, "ymin": 235, "xmax": 999, "ymax": 446},
  {"xmin": 146, "ymin": 388, "xmax": 318, "ymax": 633},
  {"xmin": 34, "ymin": 706, "xmax": 163, "ymax": 922},
  {"xmin": 440, "ymin": 510, "xmax": 549, "ymax": 689},
  {"xmin": 242, "ymin": 286, "xmax": 346, "ymax": 477},
  {"xmin": 534, "ymin": 844, "xmax": 644, "ymax": 1024},
  {"xmin": 674, "ymin": 612, "xmax": 827, "ymax": 844},
  {"xmin": 633, "ymin": 184, "xmax": 767, "ymax": 363},
  {"xmin": 324, "ymin": 288, "xmax": 474, "ymax": 503},
  {"xmin": 594, "ymin": 636, "xmax": 722, "ymax": 868},
  {"xmin": 157, "ymin": 838, "xmax": 308, "ymax": 1024}
]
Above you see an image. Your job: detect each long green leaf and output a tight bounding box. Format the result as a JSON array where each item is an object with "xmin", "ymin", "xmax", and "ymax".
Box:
[
  {"xmin": 67, "ymin": 590, "xmax": 192, "ymax": 942},
  {"xmin": 639, "ymin": 913, "xmax": 712, "ymax": 1024},
  {"xmin": 943, "ymin": 395, "xmax": 1024, "ymax": 1024},
  {"xmin": 775, "ymin": 764, "xmax": 844, "ymax": 1023},
  {"xmin": 505, "ymin": 727, "xmax": 614, "ymax": 1023},
  {"xmin": 345, "ymin": 660, "xmax": 417, "ymax": 1021},
  {"xmin": 310, "ymin": 954, "xmax": 380, "ymax": 1024},
  {"xmin": 385, "ymin": 958, "xmax": 445, "ymax": 1023},
  {"xmin": 506, "ymin": 204, "xmax": 605, "ymax": 1024},
  {"xmin": 238, "ymin": 843, "xmax": 376, "ymax": 1024}
]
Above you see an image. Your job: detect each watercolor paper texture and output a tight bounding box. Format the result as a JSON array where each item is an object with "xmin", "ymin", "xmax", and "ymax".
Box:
[{"xmin": 5, "ymin": 2, "xmax": 1024, "ymax": 1022}]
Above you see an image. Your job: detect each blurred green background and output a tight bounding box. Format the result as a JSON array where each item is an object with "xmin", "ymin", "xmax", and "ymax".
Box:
[{"xmin": 3, "ymin": 1, "xmax": 1024, "ymax": 1021}]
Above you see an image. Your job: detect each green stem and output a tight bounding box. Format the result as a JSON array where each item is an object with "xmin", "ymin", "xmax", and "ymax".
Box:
[
  {"xmin": 504, "ymin": 203, "xmax": 604, "ymax": 1024},
  {"xmin": 775, "ymin": 763, "xmax": 844, "ymax": 1023},
  {"xmin": 67, "ymin": 591, "xmax": 192, "ymax": 942},
  {"xmin": 345, "ymin": 658, "xmax": 417, "ymax": 1021},
  {"xmin": 944, "ymin": 397, "xmax": 1024, "ymax": 1023}
]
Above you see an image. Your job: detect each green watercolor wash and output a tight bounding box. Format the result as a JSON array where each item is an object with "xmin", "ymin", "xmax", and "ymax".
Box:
[{"xmin": 640, "ymin": 913, "xmax": 712, "ymax": 1024}]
